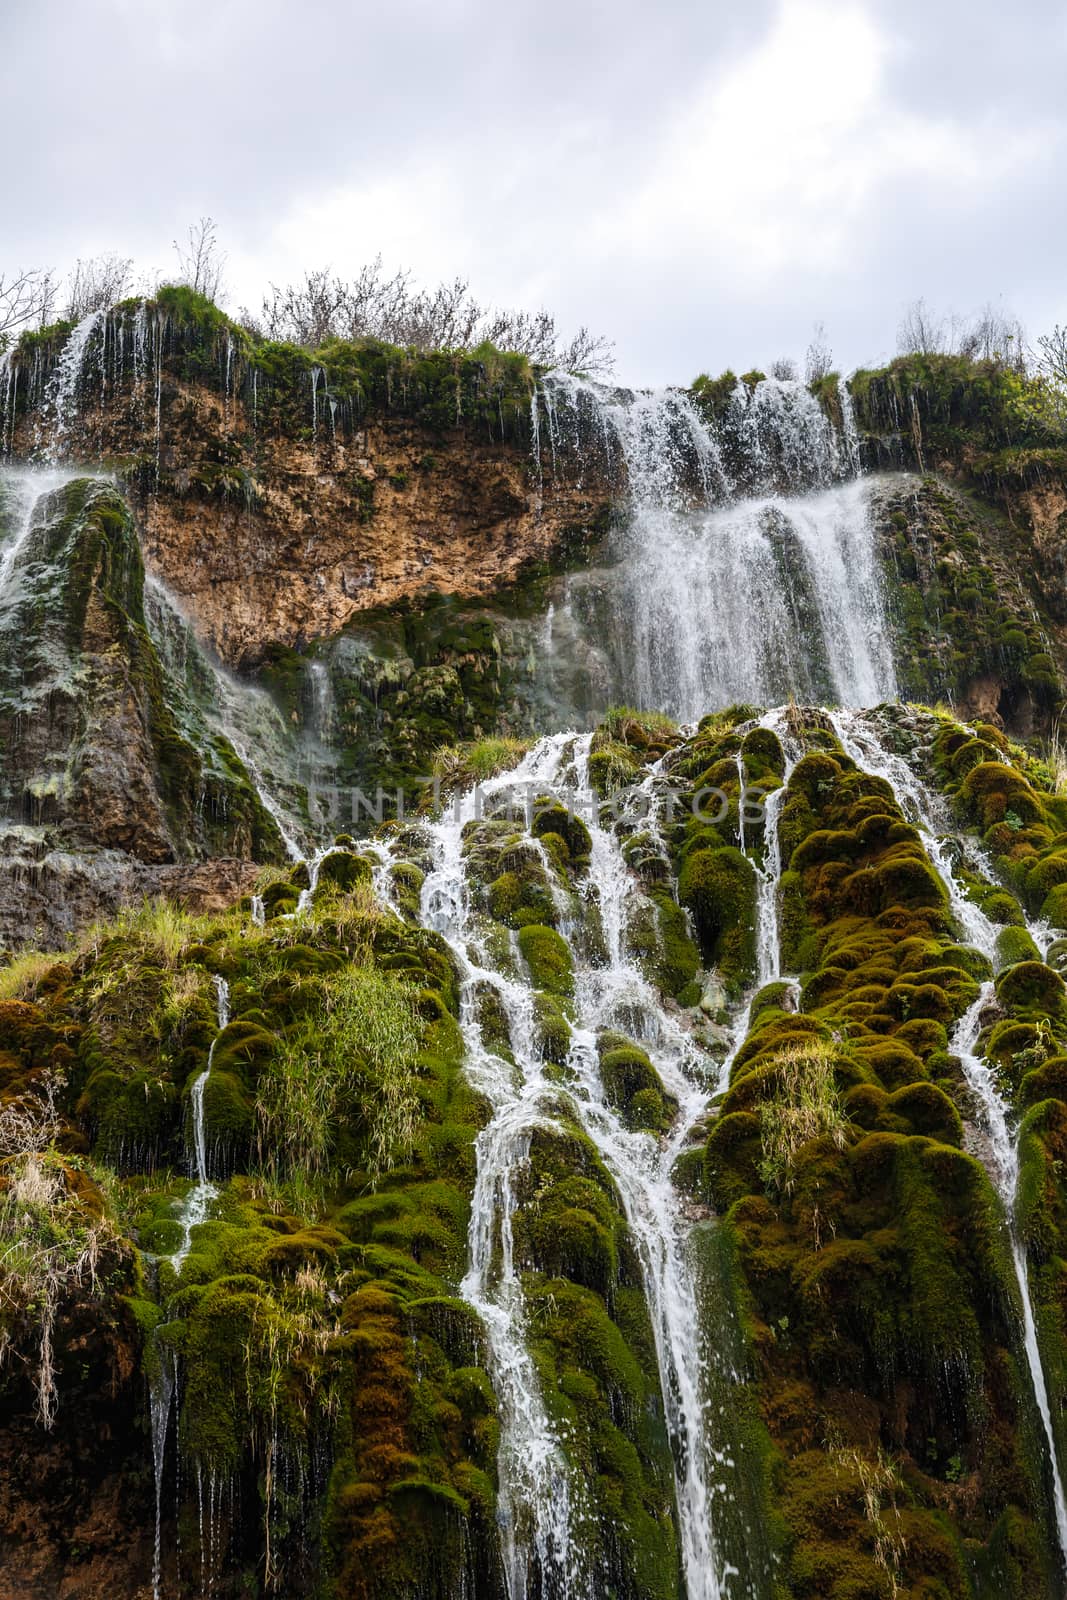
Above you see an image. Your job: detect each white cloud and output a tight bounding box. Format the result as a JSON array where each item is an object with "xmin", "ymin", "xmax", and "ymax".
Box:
[
  {"xmin": 6, "ymin": 0, "xmax": 1066, "ymax": 383},
  {"xmin": 613, "ymin": 0, "xmax": 1045, "ymax": 282}
]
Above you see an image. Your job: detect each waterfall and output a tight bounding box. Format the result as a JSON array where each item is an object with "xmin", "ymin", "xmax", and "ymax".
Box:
[
  {"xmin": 950, "ymin": 990, "xmax": 1067, "ymax": 1572},
  {"xmin": 421, "ymin": 736, "xmax": 588, "ymax": 1600},
  {"xmin": 721, "ymin": 376, "xmax": 845, "ymax": 495},
  {"xmin": 415, "ymin": 733, "xmax": 760, "ymax": 1599},
  {"xmin": 535, "ymin": 375, "xmax": 896, "ymax": 722},
  {"xmin": 171, "ymin": 975, "xmax": 230, "ymax": 1269},
  {"xmin": 38, "ymin": 308, "xmax": 105, "ymax": 462}
]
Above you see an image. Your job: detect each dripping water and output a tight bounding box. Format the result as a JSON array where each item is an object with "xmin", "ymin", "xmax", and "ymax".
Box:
[
  {"xmin": 951, "ymin": 989, "xmax": 1067, "ymax": 1575},
  {"xmin": 171, "ymin": 974, "xmax": 230, "ymax": 1269}
]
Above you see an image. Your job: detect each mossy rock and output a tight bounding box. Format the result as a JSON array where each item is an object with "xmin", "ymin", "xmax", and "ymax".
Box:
[
  {"xmin": 532, "ymin": 802, "xmax": 592, "ymax": 861},
  {"xmin": 996, "ymin": 925, "xmax": 1042, "ymax": 968},
  {"xmin": 678, "ymin": 845, "xmax": 756, "ymax": 997},
  {"xmin": 317, "ymin": 849, "xmax": 373, "ymax": 890},
  {"xmin": 598, "ymin": 1041, "xmax": 677, "ymax": 1133},
  {"xmin": 995, "ymin": 961, "xmax": 1067, "ymax": 1018},
  {"xmin": 517, "ymin": 924, "xmax": 574, "ymax": 999}
]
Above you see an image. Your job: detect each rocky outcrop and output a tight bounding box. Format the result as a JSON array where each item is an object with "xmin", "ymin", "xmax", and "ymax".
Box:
[
  {"xmin": 0, "ymin": 475, "xmax": 288, "ymax": 943},
  {"xmin": 2, "ymin": 295, "xmax": 613, "ymax": 671},
  {"xmin": 0, "ymin": 833, "xmax": 261, "ymax": 950}
]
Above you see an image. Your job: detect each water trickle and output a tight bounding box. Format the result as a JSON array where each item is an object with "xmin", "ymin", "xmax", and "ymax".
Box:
[
  {"xmin": 150, "ymin": 1349, "xmax": 177, "ymax": 1600},
  {"xmin": 950, "ymin": 989, "xmax": 1067, "ymax": 1572},
  {"xmin": 171, "ymin": 975, "xmax": 229, "ymax": 1269},
  {"xmin": 307, "ymin": 660, "xmax": 336, "ymax": 745},
  {"xmin": 250, "ymin": 894, "xmax": 266, "ymax": 927}
]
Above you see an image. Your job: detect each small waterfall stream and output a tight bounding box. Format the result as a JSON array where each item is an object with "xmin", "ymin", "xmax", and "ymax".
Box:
[
  {"xmin": 171, "ymin": 974, "xmax": 230, "ymax": 1269},
  {"xmin": 951, "ymin": 990, "xmax": 1067, "ymax": 1570},
  {"xmin": 421, "ymin": 736, "xmax": 588, "ymax": 1600}
]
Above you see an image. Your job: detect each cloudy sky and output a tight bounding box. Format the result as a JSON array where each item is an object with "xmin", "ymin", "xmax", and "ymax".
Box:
[{"xmin": 6, "ymin": 0, "xmax": 1065, "ymax": 385}]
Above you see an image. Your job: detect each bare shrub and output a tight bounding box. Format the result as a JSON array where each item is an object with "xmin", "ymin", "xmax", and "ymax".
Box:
[
  {"xmin": 172, "ymin": 215, "xmax": 227, "ymax": 301},
  {"xmin": 0, "ymin": 268, "xmax": 57, "ymax": 339},
  {"xmin": 258, "ymin": 256, "xmax": 614, "ymax": 372},
  {"xmin": 64, "ymin": 254, "xmax": 134, "ymax": 321}
]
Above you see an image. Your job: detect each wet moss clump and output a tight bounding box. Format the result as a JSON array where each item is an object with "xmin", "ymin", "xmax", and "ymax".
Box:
[{"xmin": 698, "ymin": 714, "xmax": 1067, "ymax": 1595}]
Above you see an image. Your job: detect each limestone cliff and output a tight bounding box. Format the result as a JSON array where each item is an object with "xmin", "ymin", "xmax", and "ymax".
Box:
[{"xmin": 2, "ymin": 292, "xmax": 612, "ymax": 669}]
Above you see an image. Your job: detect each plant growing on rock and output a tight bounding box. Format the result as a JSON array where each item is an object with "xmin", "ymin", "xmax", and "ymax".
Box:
[
  {"xmin": 757, "ymin": 1040, "xmax": 849, "ymax": 1195},
  {"xmin": 0, "ymin": 1074, "xmax": 121, "ymax": 1427}
]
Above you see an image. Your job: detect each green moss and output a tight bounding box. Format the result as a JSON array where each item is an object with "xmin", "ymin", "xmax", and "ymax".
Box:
[
  {"xmin": 678, "ymin": 846, "xmax": 757, "ymax": 997},
  {"xmin": 517, "ymin": 924, "xmax": 574, "ymax": 999}
]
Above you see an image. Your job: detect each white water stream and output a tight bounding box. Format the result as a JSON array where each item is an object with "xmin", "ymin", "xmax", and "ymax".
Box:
[
  {"xmin": 171, "ymin": 974, "xmax": 230, "ymax": 1269},
  {"xmin": 418, "ymin": 732, "xmax": 758, "ymax": 1598},
  {"xmin": 951, "ymin": 989, "xmax": 1067, "ymax": 1574},
  {"xmin": 535, "ymin": 375, "xmax": 897, "ymax": 721}
]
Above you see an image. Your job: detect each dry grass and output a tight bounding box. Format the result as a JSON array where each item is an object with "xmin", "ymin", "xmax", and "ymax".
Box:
[
  {"xmin": 833, "ymin": 1442, "xmax": 909, "ymax": 1594},
  {"xmin": 758, "ymin": 1040, "xmax": 848, "ymax": 1195},
  {"xmin": 430, "ymin": 736, "xmax": 532, "ymax": 796},
  {"xmin": 0, "ymin": 951, "xmax": 60, "ymax": 1003},
  {"xmin": 0, "ymin": 1075, "xmax": 116, "ymax": 1427}
]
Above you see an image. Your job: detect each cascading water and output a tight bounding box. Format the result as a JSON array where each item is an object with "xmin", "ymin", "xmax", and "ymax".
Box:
[
  {"xmin": 143, "ymin": 571, "xmax": 309, "ymax": 860},
  {"xmin": 534, "ymin": 374, "xmax": 897, "ymax": 722},
  {"xmin": 421, "ymin": 736, "xmax": 589, "ymax": 1600},
  {"xmin": 36, "ymin": 307, "xmax": 105, "ymax": 463},
  {"xmin": 561, "ymin": 735, "xmax": 735, "ymax": 1600},
  {"xmin": 950, "ymin": 990, "xmax": 1067, "ymax": 1574},
  {"xmin": 171, "ymin": 974, "xmax": 230, "ymax": 1269},
  {"xmin": 417, "ymin": 733, "xmax": 774, "ymax": 1599},
  {"xmin": 0, "ymin": 465, "xmax": 85, "ymax": 597}
]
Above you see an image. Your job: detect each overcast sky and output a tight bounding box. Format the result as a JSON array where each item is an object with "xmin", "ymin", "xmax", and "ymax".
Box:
[{"xmin": 5, "ymin": 0, "xmax": 1065, "ymax": 385}]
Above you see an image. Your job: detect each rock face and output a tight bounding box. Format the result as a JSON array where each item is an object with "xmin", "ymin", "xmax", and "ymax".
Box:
[
  {"xmin": 133, "ymin": 402, "xmax": 604, "ymax": 672},
  {"xmin": 2, "ymin": 297, "xmax": 613, "ymax": 671},
  {"xmin": 0, "ymin": 475, "xmax": 288, "ymax": 944}
]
